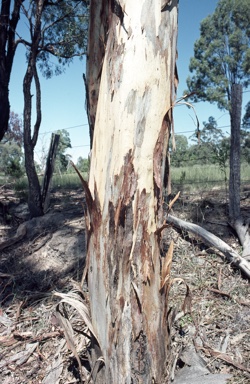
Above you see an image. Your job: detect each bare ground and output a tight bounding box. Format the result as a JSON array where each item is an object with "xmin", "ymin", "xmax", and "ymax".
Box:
[{"xmin": 0, "ymin": 185, "xmax": 249, "ymax": 383}]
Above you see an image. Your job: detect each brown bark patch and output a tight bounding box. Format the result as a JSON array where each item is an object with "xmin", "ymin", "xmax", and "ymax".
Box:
[{"xmin": 153, "ymin": 111, "xmax": 171, "ymax": 208}]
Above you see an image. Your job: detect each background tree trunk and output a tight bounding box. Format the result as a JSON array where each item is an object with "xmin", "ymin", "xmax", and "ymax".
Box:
[
  {"xmin": 23, "ymin": 0, "xmax": 44, "ymax": 218},
  {"xmin": 84, "ymin": 0, "xmax": 109, "ymax": 149},
  {"xmin": 228, "ymin": 84, "xmax": 250, "ymax": 259},
  {"xmin": 41, "ymin": 133, "xmax": 60, "ymax": 213},
  {"xmin": 0, "ymin": 0, "xmax": 24, "ymax": 141},
  {"xmin": 85, "ymin": 1, "xmax": 179, "ymax": 382},
  {"xmin": 23, "ymin": 57, "xmax": 43, "ymax": 218},
  {"xmin": 229, "ymin": 83, "xmax": 242, "ymax": 221}
]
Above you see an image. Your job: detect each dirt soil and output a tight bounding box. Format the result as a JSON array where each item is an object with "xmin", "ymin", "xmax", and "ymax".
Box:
[{"xmin": 0, "ymin": 185, "xmax": 249, "ymax": 383}]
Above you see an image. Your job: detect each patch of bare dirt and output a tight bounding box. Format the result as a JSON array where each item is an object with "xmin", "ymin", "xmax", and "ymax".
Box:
[{"xmin": 0, "ymin": 186, "xmax": 249, "ymax": 383}]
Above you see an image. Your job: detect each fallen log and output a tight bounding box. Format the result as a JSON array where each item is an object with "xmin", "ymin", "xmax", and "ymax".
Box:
[
  {"xmin": 166, "ymin": 214, "xmax": 250, "ymax": 280},
  {"xmin": 0, "ymin": 223, "xmax": 26, "ymax": 251}
]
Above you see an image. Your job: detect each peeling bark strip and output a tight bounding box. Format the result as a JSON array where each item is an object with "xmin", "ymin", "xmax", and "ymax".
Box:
[
  {"xmin": 85, "ymin": 1, "xmax": 179, "ymax": 382},
  {"xmin": 85, "ymin": 1, "xmax": 109, "ymax": 149}
]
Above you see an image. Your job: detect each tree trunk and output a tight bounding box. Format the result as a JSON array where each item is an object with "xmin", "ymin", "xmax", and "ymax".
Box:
[
  {"xmin": 23, "ymin": 0, "xmax": 45, "ymax": 218},
  {"xmin": 23, "ymin": 59, "xmax": 43, "ymax": 218},
  {"xmin": 0, "ymin": 74, "xmax": 10, "ymax": 142},
  {"xmin": 229, "ymin": 83, "xmax": 242, "ymax": 220},
  {"xmin": 41, "ymin": 133, "xmax": 60, "ymax": 213},
  {"xmin": 84, "ymin": 1, "xmax": 109, "ymax": 149},
  {"xmin": 228, "ymin": 84, "xmax": 250, "ymax": 259},
  {"xmin": 0, "ymin": 0, "xmax": 24, "ymax": 141},
  {"xmin": 85, "ymin": 1, "xmax": 179, "ymax": 382}
]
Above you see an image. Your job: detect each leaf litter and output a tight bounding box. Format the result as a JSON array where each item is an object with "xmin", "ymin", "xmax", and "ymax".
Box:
[{"xmin": 0, "ymin": 186, "xmax": 249, "ymax": 383}]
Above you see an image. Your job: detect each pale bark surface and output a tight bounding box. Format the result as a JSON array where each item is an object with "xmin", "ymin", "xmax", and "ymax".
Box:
[{"xmin": 85, "ymin": 1, "xmax": 179, "ymax": 383}]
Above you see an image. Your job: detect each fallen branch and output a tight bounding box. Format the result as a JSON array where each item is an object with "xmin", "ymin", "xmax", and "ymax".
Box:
[
  {"xmin": 0, "ymin": 223, "xmax": 26, "ymax": 251},
  {"xmin": 166, "ymin": 214, "xmax": 250, "ymax": 280},
  {"xmin": 197, "ymin": 338, "xmax": 250, "ymax": 374},
  {"xmin": 233, "ymin": 217, "xmax": 250, "ymax": 260},
  {"xmin": 207, "ymin": 287, "xmax": 250, "ymax": 307}
]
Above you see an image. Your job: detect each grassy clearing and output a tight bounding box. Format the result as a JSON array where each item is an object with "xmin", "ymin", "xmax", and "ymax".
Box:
[
  {"xmin": 9, "ymin": 163, "xmax": 250, "ymax": 196},
  {"xmin": 51, "ymin": 172, "xmax": 88, "ymax": 189},
  {"xmin": 171, "ymin": 162, "xmax": 250, "ymax": 192},
  {"xmin": 13, "ymin": 172, "xmax": 88, "ymax": 195}
]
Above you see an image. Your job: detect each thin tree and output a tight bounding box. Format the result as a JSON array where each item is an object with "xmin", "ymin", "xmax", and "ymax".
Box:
[
  {"xmin": 83, "ymin": 0, "xmax": 179, "ymax": 382},
  {"xmin": 242, "ymin": 101, "xmax": 250, "ymax": 163},
  {"xmin": 186, "ymin": 0, "xmax": 250, "ymax": 257},
  {"xmin": 20, "ymin": 0, "xmax": 88, "ymax": 217},
  {"xmin": 0, "ymin": 0, "xmax": 25, "ymax": 141}
]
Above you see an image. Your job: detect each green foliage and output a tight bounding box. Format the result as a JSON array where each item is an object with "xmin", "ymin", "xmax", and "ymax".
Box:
[
  {"xmin": 186, "ymin": 0, "xmax": 250, "ymax": 110},
  {"xmin": 0, "ymin": 112, "xmax": 24, "ymax": 178},
  {"xmin": 37, "ymin": 0, "xmax": 89, "ymax": 78},
  {"xmin": 76, "ymin": 156, "xmax": 90, "ymax": 173},
  {"xmin": 242, "ymin": 101, "xmax": 250, "ymax": 129},
  {"xmin": 196, "ymin": 117, "xmax": 230, "ymax": 173},
  {"xmin": 55, "ymin": 129, "xmax": 72, "ymax": 173},
  {"xmin": 170, "ymin": 135, "xmax": 189, "ymax": 167},
  {"xmin": 0, "ymin": 142, "xmax": 24, "ymax": 178},
  {"xmin": 171, "ymin": 117, "xmax": 230, "ymax": 169},
  {"xmin": 5, "ymin": 112, "xmax": 23, "ymax": 147},
  {"xmin": 241, "ymin": 131, "xmax": 250, "ymax": 163},
  {"xmin": 242, "ymin": 102, "xmax": 250, "ymax": 163}
]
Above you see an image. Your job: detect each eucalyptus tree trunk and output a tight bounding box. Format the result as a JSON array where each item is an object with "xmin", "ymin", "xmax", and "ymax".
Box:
[
  {"xmin": 23, "ymin": 57, "xmax": 43, "ymax": 218},
  {"xmin": 85, "ymin": 1, "xmax": 179, "ymax": 382},
  {"xmin": 84, "ymin": 1, "xmax": 109, "ymax": 149},
  {"xmin": 23, "ymin": 0, "xmax": 44, "ymax": 218},
  {"xmin": 229, "ymin": 84, "xmax": 250, "ymax": 259},
  {"xmin": 229, "ymin": 83, "xmax": 242, "ymax": 221}
]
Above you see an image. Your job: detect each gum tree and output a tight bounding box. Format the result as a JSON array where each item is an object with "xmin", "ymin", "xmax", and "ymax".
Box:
[
  {"xmin": 84, "ymin": 0, "xmax": 179, "ymax": 382},
  {"xmin": 21, "ymin": 0, "xmax": 88, "ymax": 217},
  {"xmin": 0, "ymin": 0, "xmax": 88, "ymax": 217},
  {"xmin": 186, "ymin": 0, "xmax": 250, "ymax": 258}
]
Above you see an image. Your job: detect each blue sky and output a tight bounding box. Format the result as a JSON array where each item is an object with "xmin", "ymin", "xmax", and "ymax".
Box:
[{"xmin": 8, "ymin": 0, "xmax": 249, "ymax": 164}]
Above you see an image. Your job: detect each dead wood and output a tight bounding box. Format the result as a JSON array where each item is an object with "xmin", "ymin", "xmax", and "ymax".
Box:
[
  {"xmin": 166, "ymin": 214, "xmax": 250, "ymax": 279},
  {"xmin": 232, "ymin": 217, "xmax": 250, "ymax": 260},
  {"xmin": 41, "ymin": 133, "xmax": 60, "ymax": 213},
  {"xmin": 207, "ymin": 287, "xmax": 250, "ymax": 307},
  {"xmin": 0, "ymin": 223, "xmax": 26, "ymax": 251},
  {"xmin": 196, "ymin": 337, "xmax": 250, "ymax": 374}
]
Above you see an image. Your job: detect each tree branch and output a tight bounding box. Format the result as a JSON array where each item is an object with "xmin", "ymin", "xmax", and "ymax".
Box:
[{"xmin": 166, "ymin": 214, "xmax": 250, "ymax": 279}]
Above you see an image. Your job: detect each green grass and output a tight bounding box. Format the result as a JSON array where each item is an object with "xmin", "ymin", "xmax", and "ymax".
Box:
[
  {"xmin": 171, "ymin": 162, "xmax": 250, "ymax": 191},
  {"xmin": 51, "ymin": 172, "xmax": 88, "ymax": 189},
  {"xmin": 12, "ymin": 172, "xmax": 88, "ymax": 195},
  {"xmin": 8, "ymin": 163, "xmax": 250, "ymax": 196}
]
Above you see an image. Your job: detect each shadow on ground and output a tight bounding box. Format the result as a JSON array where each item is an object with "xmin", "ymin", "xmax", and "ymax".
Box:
[{"xmin": 0, "ymin": 188, "xmax": 86, "ymax": 308}]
